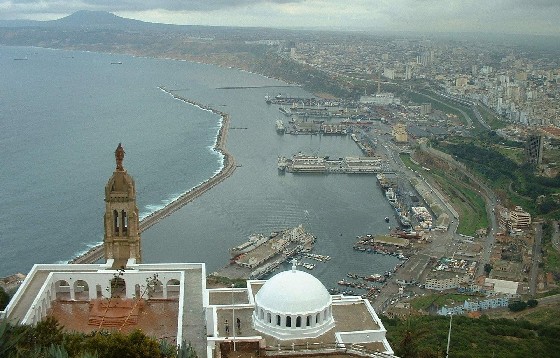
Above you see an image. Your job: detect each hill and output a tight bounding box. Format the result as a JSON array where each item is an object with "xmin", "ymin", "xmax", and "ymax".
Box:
[{"xmin": 0, "ymin": 10, "xmax": 180, "ymax": 32}]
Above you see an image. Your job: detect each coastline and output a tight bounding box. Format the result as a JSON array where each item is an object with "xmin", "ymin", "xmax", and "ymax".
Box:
[{"xmin": 69, "ymin": 88, "xmax": 236, "ymax": 264}]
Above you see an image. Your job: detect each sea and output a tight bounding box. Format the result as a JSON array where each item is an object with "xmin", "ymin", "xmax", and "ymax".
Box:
[{"xmin": 0, "ymin": 45, "xmax": 400, "ymax": 290}]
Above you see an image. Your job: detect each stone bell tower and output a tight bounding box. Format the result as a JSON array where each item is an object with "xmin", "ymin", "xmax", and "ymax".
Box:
[{"xmin": 103, "ymin": 143, "xmax": 141, "ymax": 268}]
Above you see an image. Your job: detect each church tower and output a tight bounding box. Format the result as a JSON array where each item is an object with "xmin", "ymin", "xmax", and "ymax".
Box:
[{"xmin": 103, "ymin": 143, "xmax": 141, "ymax": 268}]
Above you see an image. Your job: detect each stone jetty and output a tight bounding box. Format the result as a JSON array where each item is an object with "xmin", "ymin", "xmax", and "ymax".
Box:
[{"xmin": 70, "ymin": 89, "xmax": 236, "ymax": 264}]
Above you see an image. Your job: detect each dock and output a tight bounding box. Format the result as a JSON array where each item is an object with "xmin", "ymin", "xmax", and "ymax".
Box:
[{"xmin": 211, "ymin": 225, "xmax": 317, "ymax": 280}]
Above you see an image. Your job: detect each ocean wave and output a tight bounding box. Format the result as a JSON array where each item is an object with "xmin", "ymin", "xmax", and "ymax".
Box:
[{"xmin": 59, "ymin": 240, "xmax": 103, "ymax": 264}]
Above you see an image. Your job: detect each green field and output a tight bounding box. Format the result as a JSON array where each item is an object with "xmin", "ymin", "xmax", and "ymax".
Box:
[
  {"xmin": 410, "ymin": 293, "xmax": 478, "ymax": 311},
  {"xmin": 383, "ymin": 310, "xmax": 560, "ymax": 358},
  {"xmin": 400, "ymin": 153, "xmax": 488, "ymax": 236}
]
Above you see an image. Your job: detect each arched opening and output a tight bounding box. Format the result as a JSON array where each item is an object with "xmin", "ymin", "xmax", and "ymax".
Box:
[
  {"xmin": 267, "ymin": 312, "xmax": 272, "ymax": 324},
  {"xmin": 73, "ymin": 280, "xmax": 90, "ymax": 300},
  {"xmin": 110, "ymin": 277, "xmax": 126, "ymax": 298},
  {"xmin": 54, "ymin": 280, "xmax": 70, "ymax": 300},
  {"xmin": 135, "ymin": 284, "xmax": 141, "ymax": 299},
  {"xmin": 296, "ymin": 316, "xmax": 302, "ymax": 328},
  {"xmin": 166, "ymin": 279, "xmax": 180, "ymax": 299},
  {"xmin": 276, "ymin": 315, "xmax": 281, "ymax": 326},
  {"xmin": 286, "ymin": 316, "xmax": 292, "ymax": 328},
  {"xmin": 306, "ymin": 315, "xmax": 311, "ymax": 327},
  {"xmin": 113, "ymin": 210, "xmax": 119, "ymax": 235},
  {"xmin": 315, "ymin": 313, "xmax": 320, "ymax": 324},
  {"xmin": 147, "ymin": 279, "xmax": 164, "ymax": 299},
  {"xmin": 121, "ymin": 210, "xmax": 128, "ymax": 234},
  {"xmin": 259, "ymin": 309, "xmax": 264, "ymax": 320}
]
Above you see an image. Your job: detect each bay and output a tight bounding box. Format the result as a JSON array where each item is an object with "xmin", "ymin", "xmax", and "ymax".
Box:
[{"xmin": 0, "ymin": 46, "xmax": 399, "ymax": 290}]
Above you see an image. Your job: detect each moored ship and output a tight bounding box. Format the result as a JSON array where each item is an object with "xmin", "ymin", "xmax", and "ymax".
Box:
[{"xmin": 276, "ymin": 119, "xmax": 285, "ymax": 134}]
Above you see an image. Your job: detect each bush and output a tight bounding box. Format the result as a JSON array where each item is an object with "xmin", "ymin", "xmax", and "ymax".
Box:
[
  {"xmin": 527, "ymin": 299, "xmax": 538, "ymax": 308},
  {"xmin": 508, "ymin": 300, "xmax": 528, "ymax": 312},
  {"xmin": 0, "ymin": 287, "xmax": 10, "ymax": 310}
]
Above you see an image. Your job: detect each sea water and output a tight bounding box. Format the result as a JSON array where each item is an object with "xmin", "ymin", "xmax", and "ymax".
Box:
[{"xmin": 0, "ymin": 46, "xmax": 399, "ymax": 289}]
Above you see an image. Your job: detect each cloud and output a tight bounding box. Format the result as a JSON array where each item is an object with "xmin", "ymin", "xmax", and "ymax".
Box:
[
  {"xmin": 1, "ymin": 0, "xmax": 559, "ymax": 35},
  {"xmin": 3, "ymin": 0, "xmax": 304, "ymax": 14}
]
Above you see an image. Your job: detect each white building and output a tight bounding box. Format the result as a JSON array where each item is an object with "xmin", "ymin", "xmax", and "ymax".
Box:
[{"xmin": 205, "ymin": 262, "xmax": 395, "ymax": 357}]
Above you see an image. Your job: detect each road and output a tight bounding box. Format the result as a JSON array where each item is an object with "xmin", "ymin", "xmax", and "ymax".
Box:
[
  {"xmin": 420, "ymin": 144, "xmax": 498, "ymax": 277},
  {"xmin": 552, "ymin": 221, "xmax": 560, "ymax": 252},
  {"xmin": 529, "ymin": 223, "xmax": 543, "ymax": 297}
]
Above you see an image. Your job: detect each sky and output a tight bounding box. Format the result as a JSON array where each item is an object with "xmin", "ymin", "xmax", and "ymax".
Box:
[{"xmin": 1, "ymin": 0, "xmax": 559, "ymax": 36}]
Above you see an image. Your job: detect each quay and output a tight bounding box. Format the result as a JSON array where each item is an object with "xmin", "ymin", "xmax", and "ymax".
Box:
[
  {"xmin": 70, "ymin": 89, "xmax": 236, "ymax": 265},
  {"xmin": 211, "ymin": 225, "xmax": 317, "ymax": 280}
]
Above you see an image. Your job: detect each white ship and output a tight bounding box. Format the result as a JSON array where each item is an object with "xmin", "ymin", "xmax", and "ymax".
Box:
[
  {"xmin": 385, "ymin": 188, "xmax": 398, "ymax": 206},
  {"xmin": 276, "ymin": 119, "xmax": 285, "ymax": 134}
]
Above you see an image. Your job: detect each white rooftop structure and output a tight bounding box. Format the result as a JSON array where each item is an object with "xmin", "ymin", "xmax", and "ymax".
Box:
[
  {"xmin": 485, "ymin": 278, "xmax": 520, "ymax": 295},
  {"xmin": 205, "ymin": 263, "xmax": 395, "ymax": 357},
  {"xmin": 1, "ymin": 260, "xmax": 208, "ymax": 354},
  {"xmin": 253, "ymin": 262, "xmax": 334, "ymax": 339}
]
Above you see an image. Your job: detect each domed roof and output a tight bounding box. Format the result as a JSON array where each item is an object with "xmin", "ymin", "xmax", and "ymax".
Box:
[{"xmin": 255, "ymin": 267, "xmax": 331, "ymax": 314}]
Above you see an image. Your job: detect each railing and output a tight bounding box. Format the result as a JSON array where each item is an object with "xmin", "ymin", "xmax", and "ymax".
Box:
[{"xmin": 264, "ymin": 342, "xmax": 395, "ymax": 357}]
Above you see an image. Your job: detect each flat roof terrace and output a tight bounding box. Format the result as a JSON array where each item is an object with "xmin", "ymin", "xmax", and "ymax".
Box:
[
  {"xmin": 49, "ymin": 299, "xmax": 179, "ymax": 342},
  {"xmin": 215, "ymin": 301, "xmax": 381, "ymax": 347}
]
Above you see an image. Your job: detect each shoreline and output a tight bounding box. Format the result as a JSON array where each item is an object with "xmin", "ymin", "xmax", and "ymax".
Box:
[{"xmin": 69, "ymin": 89, "xmax": 236, "ymax": 264}]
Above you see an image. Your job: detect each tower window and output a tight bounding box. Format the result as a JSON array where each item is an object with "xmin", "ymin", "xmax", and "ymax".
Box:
[
  {"xmin": 121, "ymin": 210, "xmax": 128, "ymax": 234},
  {"xmin": 113, "ymin": 210, "xmax": 119, "ymax": 235}
]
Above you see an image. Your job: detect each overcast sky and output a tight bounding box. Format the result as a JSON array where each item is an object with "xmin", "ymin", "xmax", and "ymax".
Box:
[{"xmin": 1, "ymin": 0, "xmax": 559, "ymax": 35}]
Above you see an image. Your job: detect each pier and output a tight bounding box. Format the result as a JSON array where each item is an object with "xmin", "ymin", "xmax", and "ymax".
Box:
[
  {"xmin": 70, "ymin": 89, "xmax": 236, "ymax": 264},
  {"xmin": 211, "ymin": 225, "xmax": 317, "ymax": 280}
]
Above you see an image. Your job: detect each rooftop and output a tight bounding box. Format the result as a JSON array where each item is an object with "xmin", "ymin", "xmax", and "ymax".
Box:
[{"xmin": 49, "ymin": 299, "xmax": 179, "ymax": 342}]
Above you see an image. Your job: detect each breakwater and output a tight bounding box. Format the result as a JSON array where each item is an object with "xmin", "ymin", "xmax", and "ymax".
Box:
[{"xmin": 70, "ymin": 88, "xmax": 236, "ymax": 264}]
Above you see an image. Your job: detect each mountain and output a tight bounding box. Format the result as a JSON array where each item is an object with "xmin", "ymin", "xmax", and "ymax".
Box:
[
  {"xmin": 0, "ymin": 10, "xmax": 176, "ymax": 31},
  {"xmin": 49, "ymin": 10, "xmax": 147, "ymax": 29}
]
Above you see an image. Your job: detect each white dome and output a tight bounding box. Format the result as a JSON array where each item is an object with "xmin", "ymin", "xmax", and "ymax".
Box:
[{"xmin": 255, "ymin": 268, "xmax": 331, "ymax": 314}]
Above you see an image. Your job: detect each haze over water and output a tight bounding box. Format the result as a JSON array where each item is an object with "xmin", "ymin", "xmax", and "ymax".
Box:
[{"xmin": 0, "ymin": 46, "xmax": 399, "ymax": 288}]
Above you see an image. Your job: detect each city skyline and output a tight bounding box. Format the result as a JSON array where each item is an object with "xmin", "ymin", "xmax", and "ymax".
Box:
[{"xmin": 1, "ymin": 0, "xmax": 559, "ymax": 36}]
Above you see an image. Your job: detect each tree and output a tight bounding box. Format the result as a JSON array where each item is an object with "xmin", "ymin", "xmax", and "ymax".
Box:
[
  {"xmin": 0, "ymin": 287, "xmax": 10, "ymax": 310},
  {"xmin": 508, "ymin": 300, "xmax": 528, "ymax": 312},
  {"xmin": 527, "ymin": 299, "xmax": 538, "ymax": 308},
  {"xmin": 484, "ymin": 263, "xmax": 493, "ymax": 277},
  {"xmin": 177, "ymin": 341, "xmax": 198, "ymax": 358},
  {"xmin": 0, "ymin": 319, "xmax": 28, "ymax": 357}
]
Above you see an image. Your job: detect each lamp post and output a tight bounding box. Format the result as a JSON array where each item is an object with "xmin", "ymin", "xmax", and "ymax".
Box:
[{"xmin": 231, "ymin": 283, "xmax": 236, "ymax": 351}]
